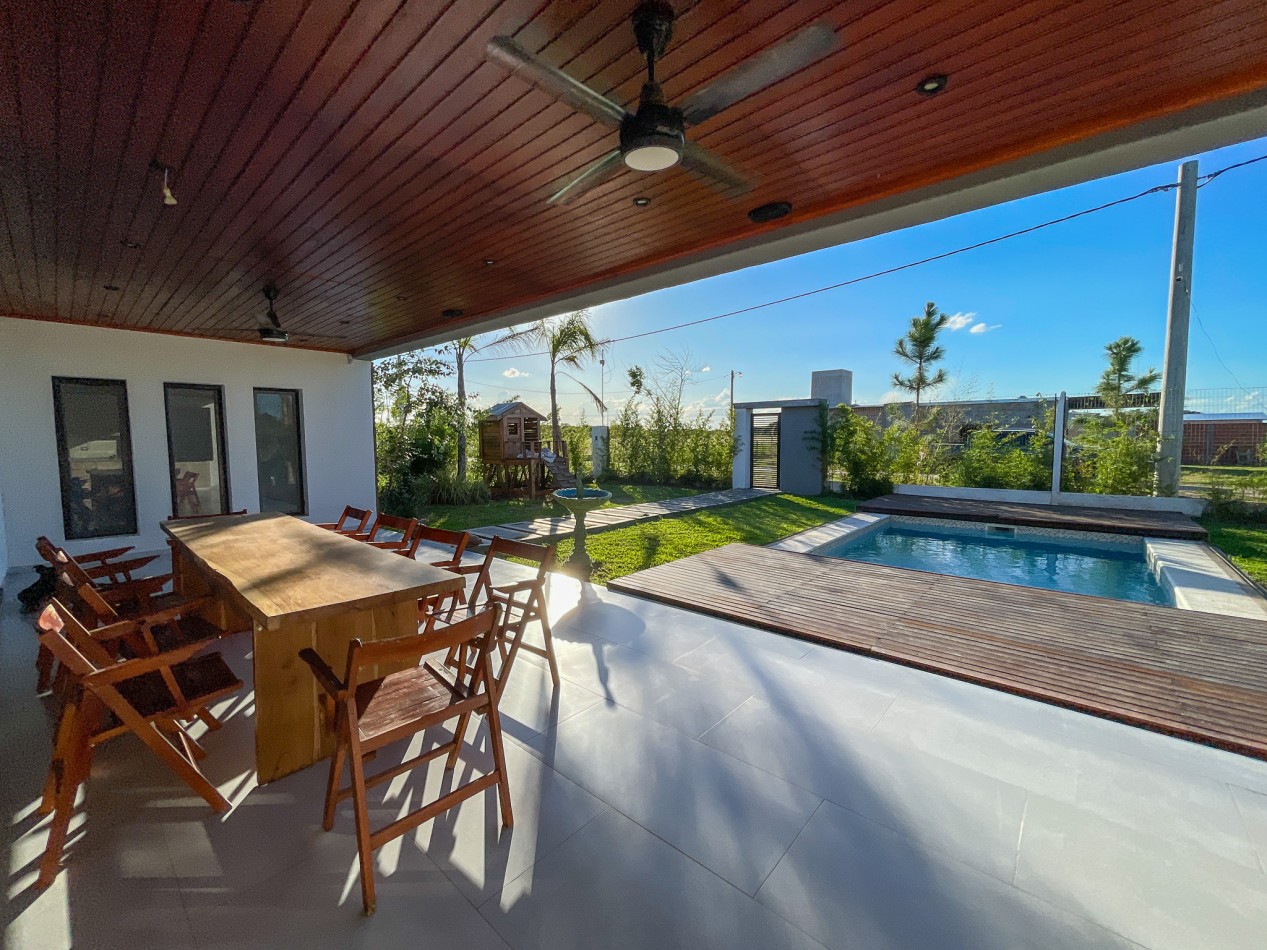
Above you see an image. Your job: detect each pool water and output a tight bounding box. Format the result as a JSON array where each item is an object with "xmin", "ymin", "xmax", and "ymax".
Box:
[{"xmin": 817, "ymin": 520, "xmax": 1172, "ymax": 606}]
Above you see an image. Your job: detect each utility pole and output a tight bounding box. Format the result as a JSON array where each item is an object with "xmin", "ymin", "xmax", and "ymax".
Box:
[
  {"xmin": 730, "ymin": 369, "xmax": 742, "ymax": 411},
  {"xmin": 1156, "ymin": 160, "xmax": 1198, "ymax": 495}
]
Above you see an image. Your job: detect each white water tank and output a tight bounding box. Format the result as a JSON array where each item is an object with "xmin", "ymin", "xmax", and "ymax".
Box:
[{"xmin": 811, "ymin": 369, "xmax": 853, "ymax": 407}]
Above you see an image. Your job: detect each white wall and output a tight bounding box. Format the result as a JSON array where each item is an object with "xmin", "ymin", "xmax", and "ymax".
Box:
[
  {"xmin": 0, "ymin": 318, "xmax": 376, "ymax": 568},
  {"xmin": 732, "ymin": 408, "xmax": 752, "ymax": 490}
]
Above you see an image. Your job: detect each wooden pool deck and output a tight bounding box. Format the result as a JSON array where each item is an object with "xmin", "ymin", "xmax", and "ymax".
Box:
[
  {"xmin": 609, "ymin": 544, "xmax": 1267, "ymax": 759},
  {"xmin": 858, "ymin": 493, "xmax": 1207, "ymax": 540}
]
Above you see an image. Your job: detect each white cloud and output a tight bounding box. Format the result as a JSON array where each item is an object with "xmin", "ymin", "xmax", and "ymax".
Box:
[
  {"xmin": 700, "ymin": 365, "xmax": 711, "ymax": 373},
  {"xmin": 878, "ymin": 390, "xmax": 906, "ymax": 405},
  {"xmin": 945, "ymin": 312, "xmax": 976, "ymax": 331},
  {"xmin": 502, "ymin": 367, "xmax": 530, "ymax": 378},
  {"xmin": 969, "ymin": 322, "xmax": 1001, "ymax": 334}
]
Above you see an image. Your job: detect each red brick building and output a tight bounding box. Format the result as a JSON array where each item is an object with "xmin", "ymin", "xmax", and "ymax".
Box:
[{"xmin": 1181, "ymin": 413, "xmax": 1266, "ymax": 465}]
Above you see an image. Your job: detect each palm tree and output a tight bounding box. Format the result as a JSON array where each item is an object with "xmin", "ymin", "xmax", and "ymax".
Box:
[
  {"xmin": 892, "ymin": 301, "xmax": 950, "ymax": 420},
  {"xmin": 447, "ymin": 336, "xmax": 479, "ymax": 480},
  {"xmin": 495, "ymin": 311, "xmax": 606, "ymax": 451}
]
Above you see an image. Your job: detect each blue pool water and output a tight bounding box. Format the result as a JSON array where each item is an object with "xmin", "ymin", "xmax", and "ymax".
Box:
[{"xmin": 818, "ymin": 521, "xmax": 1172, "ymax": 606}]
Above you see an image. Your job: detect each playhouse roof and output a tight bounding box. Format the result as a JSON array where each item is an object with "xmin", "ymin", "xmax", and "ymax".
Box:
[{"xmin": 487, "ymin": 401, "xmax": 545, "ymax": 420}]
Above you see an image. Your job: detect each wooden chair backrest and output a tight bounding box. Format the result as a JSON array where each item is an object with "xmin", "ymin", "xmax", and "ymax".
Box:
[
  {"xmin": 411, "ymin": 525, "xmax": 470, "ymax": 566},
  {"xmin": 365, "ymin": 513, "xmax": 418, "ymax": 544},
  {"xmin": 37, "ymin": 602, "xmax": 114, "ymax": 675},
  {"xmin": 35, "ymin": 535, "xmax": 60, "ymax": 566},
  {"xmin": 335, "ymin": 505, "xmax": 373, "ymax": 533},
  {"xmin": 343, "ymin": 607, "xmax": 498, "ymax": 695},
  {"xmin": 469, "ymin": 537, "xmax": 554, "ymax": 604}
]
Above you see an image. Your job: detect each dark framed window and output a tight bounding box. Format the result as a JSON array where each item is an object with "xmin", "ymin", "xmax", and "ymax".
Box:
[
  {"xmin": 52, "ymin": 377, "xmax": 139, "ymax": 539},
  {"xmin": 164, "ymin": 383, "xmax": 231, "ymax": 517},
  {"xmin": 253, "ymin": 388, "xmax": 306, "ymax": 515}
]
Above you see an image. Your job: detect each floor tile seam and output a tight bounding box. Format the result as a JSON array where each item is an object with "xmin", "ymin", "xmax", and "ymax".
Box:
[
  {"xmin": 1226, "ymin": 782, "xmax": 1267, "ymax": 875},
  {"xmin": 751, "ymin": 797, "xmax": 825, "ymax": 898},
  {"xmin": 866, "ymin": 690, "xmax": 902, "ymax": 734},
  {"xmin": 695, "ymin": 694, "xmax": 756, "ymax": 744},
  {"xmin": 471, "ymin": 803, "xmax": 614, "ymax": 914},
  {"xmin": 560, "ymin": 796, "xmax": 829, "ymax": 948}
]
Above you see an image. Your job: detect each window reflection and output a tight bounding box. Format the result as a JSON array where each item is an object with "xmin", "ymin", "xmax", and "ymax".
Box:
[{"xmin": 254, "ymin": 389, "xmax": 306, "ymax": 515}]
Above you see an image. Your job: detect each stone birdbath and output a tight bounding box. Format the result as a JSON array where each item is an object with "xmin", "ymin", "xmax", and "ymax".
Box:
[{"xmin": 551, "ymin": 486, "xmax": 612, "ymax": 578}]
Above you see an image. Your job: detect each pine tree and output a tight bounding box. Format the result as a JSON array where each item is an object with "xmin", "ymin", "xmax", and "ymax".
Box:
[{"xmin": 892, "ymin": 301, "xmax": 950, "ymax": 420}]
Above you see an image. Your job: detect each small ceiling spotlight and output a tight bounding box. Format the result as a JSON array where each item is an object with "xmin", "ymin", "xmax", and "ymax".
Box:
[
  {"xmin": 632, "ymin": 196, "xmax": 651, "ymax": 207},
  {"xmin": 747, "ymin": 200, "xmax": 792, "ymax": 224},
  {"xmin": 442, "ymin": 308, "xmax": 464, "ymax": 318},
  {"xmin": 916, "ymin": 74, "xmax": 948, "ymax": 96},
  {"xmin": 161, "ymin": 167, "xmax": 178, "ymax": 206},
  {"xmin": 395, "ymin": 294, "xmax": 408, "ymax": 301},
  {"xmin": 120, "ymin": 239, "xmax": 141, "ymax": 249},
  {"xmin": 103, "ymin": 283, "xmax": 121, "ymax": 291},
  {"xmin": 483, "ymin": 258, "xmax": 496, "ymax": 266}
]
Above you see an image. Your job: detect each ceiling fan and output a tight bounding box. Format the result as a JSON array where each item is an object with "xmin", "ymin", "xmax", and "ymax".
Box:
[
  {"xmin": 203, "ymin": 284, "xmax": 350, "ymax": 347},
  {"xmin": 486, "ymin": 2, "xmax": 840, "ymax": 205}
]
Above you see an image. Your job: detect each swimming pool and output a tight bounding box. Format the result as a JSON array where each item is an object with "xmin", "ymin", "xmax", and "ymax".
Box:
[{"xmin": 815, "ymin": 516, "xmax": 1172, "ymax": 606}]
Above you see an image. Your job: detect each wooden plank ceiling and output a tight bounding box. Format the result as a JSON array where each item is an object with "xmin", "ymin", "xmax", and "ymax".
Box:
[{"xmin": 1, "ymin": 0, "xmax": 1265, "ymax": 355}]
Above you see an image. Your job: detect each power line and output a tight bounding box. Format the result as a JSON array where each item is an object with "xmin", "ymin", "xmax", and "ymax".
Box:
[
  {"xmin": 1190, "ymin": 301, "xmax": 1267, "ymax": 415},
  {"xmin": 464, "ymin": 152, "xmax": 1267, "ymax": 364}
]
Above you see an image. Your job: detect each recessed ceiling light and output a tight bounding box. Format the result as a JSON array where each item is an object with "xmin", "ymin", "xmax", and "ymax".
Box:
[
  {"xmin": 747, "ymin": 201, "xmax": 792, "ymax": 224},
  {"xmin": 916, "ymin": 74, "xmax": 948, "ymax": 96},
  {"xmin": 120, "ymin": 239, "xmax": 141, "ymax": 249},
  {"xmin": 442, "ymin": 308, "xmax": 464, "ymax": 318},
  {"xmin": 103, "ymin": 283, "xmax": 121, "ymax": 291},
  {"xmin": 483, "ymin": 258, "xmax": 496, "ymax": 266},
  {"xmin": 396, "ymin": 294, "xmax": 408, "ymax": 301},
  {"xmin": 632, "ymin": 196, "xmax": 651, "ymax": 207}
]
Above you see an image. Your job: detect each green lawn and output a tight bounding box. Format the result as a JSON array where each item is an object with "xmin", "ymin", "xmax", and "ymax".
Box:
[
  {"xmin": 551, "ymin": 494, "xmax": 857, "ymax": 586},
  {"xmin": 1202, "ymin": 516, "xmax": 1267, "ymax": 588},
  {"xmin": 414, "ymin": 483, "xmax": 706, "ymax": 532}
]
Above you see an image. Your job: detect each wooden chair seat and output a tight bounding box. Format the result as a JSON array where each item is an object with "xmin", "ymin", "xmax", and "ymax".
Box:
[
  {"xmin": 114, "ymin": 653, "xmax": 241, "ymax": 720},
  {"xmin": 148, "ymin": 614, "xmax": 224, "ymax": 653},
  {"xmin": 351, "ymin": 663, "xmax": 468, "ymax": 744}
]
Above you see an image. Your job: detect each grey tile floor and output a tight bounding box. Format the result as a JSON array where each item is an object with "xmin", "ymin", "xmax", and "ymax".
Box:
[{"xmin": 3, "ymin": 553, "xmax": 1267, "ymax": 949}]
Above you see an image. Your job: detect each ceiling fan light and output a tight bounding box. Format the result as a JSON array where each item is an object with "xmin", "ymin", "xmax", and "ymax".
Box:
[
  {"xmin": 258, "ymin": 327, "xmax": 289, "ymax": 344},
  {"xmin": 624, "ymin": 144, "xmax": 680, "ymax": 171}
]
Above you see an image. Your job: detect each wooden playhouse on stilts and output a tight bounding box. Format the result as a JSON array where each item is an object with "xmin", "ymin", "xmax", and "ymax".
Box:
[{"xmin": 479, "ymin": 401, "xmax": 575, "ymax": 498}]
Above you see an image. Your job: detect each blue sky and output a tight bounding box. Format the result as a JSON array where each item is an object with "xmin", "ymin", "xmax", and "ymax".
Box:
[{"xmin": 454, "ymin": 134, "xmax": 1267, "ymax": 424}]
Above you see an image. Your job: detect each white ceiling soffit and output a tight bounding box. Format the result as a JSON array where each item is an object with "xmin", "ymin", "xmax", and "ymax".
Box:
[{"xmin": 358, "ymin": 90, "xmax": 1267, "ymax": 360}]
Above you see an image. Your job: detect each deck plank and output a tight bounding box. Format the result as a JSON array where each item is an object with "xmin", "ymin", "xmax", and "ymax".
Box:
[
  {"xmin": 858, "ymin": 493, "xmax": 1207, "ymax": 539},
  {"xmin": 608, "ymin": 544, "xmax": 1267, "ymax": 759}
]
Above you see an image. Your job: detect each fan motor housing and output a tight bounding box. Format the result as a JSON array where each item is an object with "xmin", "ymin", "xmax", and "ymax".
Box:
[{"xmin": 621, "ymin": 97, "xmax": 685, "ymax": 171}]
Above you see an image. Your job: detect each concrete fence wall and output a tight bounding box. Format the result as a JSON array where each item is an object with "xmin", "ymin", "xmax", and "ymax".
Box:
[{"xmin": 891, "ymin": 483, "xmax": 1207, "ymax": 516}]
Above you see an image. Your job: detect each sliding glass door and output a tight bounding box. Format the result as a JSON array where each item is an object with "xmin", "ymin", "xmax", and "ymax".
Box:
[
  {"xmin": 254, "ymin": 388, "xmax": 306, "ymax": 515},
  {"xmin": 164, "ymin": 383, "xmax": 230, "ymax": 517}
]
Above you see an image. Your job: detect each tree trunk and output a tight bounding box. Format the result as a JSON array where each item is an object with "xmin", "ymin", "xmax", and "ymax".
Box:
[
  {"xmin": 549, "ymin": 359, "xmax": 561, "ymax": 451},
  {"xmin": 456, "ymin": 351, "xmax": 467, "ymax": 480}
]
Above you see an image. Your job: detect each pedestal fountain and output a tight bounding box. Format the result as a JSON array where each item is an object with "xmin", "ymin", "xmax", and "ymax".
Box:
[{"xmin": 550, "ymin": 486, "xmax": 612, "ymax": 578}]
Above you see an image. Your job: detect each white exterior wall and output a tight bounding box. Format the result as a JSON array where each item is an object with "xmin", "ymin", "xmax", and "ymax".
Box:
[{"xmin": 0, "ymin": 318, "xmax": 377, "ymax": 569}]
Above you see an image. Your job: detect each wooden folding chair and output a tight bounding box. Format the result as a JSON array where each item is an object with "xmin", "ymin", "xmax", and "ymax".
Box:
[
  {"xmin": 316, "ymin": 505, "xmax": 373, "ymax": 535},
  {"xmin": 299, "ymin": 607, "xmax": 511, "ymax": 915},
  {"xmin": 407, "ymin": 526, "xmax": 471, "ymax": 616},
  {"xmin": 34, "ymin": 602, "xmax": 242, "ymax": 889},
  {"xmin": 426, "ymin": 537, "xmax": 558, "ymax": 691},
  {"xmin": 349, "ymin": 512, "xmax": 418, "ymax": 553},
  {"xmin": 35, "ymin": 535, "xmax": 158, "ymax": 585}
]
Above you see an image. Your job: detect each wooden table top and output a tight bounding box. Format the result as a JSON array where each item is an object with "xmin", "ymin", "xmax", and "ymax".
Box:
[{"xmin": 162, "ymin": 513, "xmax": 463, "ymax": 629}]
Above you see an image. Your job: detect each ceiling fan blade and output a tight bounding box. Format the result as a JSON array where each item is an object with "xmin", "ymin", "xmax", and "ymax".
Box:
[
  {"xmin": 680, "ymin": 141, "xmax": 752, "ymax": 197},
  {"xmin": 549, "ymin": 149, "xmax": 625, "ymax": 205},
  {"xmin": 679, "ymin": 22, "xmax": 841, "ymax": 126},
  {"xmin": 486, "ymin": 36, "xmax": 630, "ymax": 128}
]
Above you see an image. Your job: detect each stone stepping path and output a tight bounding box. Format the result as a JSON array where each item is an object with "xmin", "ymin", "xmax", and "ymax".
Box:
[{"xmin": 467, "ymin": 487, "xmax": 777, "ymax": 546}]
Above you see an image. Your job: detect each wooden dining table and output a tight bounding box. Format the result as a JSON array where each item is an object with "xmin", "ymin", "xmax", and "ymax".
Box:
[{"xmin": 162, "ymin": 512, "xmax": 464, "ymax": 783}]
